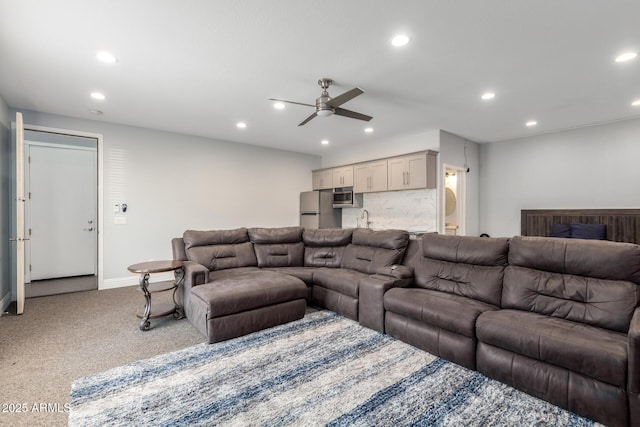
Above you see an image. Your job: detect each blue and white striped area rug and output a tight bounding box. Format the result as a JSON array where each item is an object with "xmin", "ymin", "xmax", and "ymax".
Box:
[{"xmin": 69, "ymin": 310, "xmax": 599, "ymax": 426}]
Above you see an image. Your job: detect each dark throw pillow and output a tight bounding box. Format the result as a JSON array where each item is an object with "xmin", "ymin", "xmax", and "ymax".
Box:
[
  {"xmin": 550, "ymin": 223, "xmax": 571, "ymax": 238},
  {"xmin": 570, "ymin": 223, "xmax": 606, "ymax": 240}
]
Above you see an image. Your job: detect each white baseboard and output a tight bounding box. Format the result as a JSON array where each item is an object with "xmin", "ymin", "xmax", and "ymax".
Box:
[
  {"xmin": 101, "ymin": 272, "xmax": 175, "ymax": 290},
  {"xmin": 0, "ymin": 291, "xmax": 12, "ymax": 315}
]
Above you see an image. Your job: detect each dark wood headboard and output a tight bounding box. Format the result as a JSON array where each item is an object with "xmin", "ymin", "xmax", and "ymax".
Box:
[{"xmin": 521, "ymin": 209, "xmax": 640, "ymax": 244}]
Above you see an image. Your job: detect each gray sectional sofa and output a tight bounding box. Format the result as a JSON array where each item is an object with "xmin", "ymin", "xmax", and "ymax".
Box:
[{"xmin": 172, "ymin": 226, "xmax": 640, "ymax": 427}]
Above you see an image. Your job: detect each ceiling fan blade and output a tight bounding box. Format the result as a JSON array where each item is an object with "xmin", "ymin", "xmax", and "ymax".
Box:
[
  {"xmin": 327, "ymin": 87, "xmax": 364, "ymax": 108},
  {"xmin": 269, "ymin": 98, "xmax": 315, "ymax": 108},
  {"xmin": 334, "ymin": 107, "xmax": 372, "ymax": 122},
  {"xmin": 298, "ymin": 112, "xmax": 318, "ymax": 126}
]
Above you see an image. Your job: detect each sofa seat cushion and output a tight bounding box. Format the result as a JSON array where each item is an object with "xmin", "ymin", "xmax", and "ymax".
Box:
[
  {"xmin": 476, "ymin": 309, "xmax": 628, "ymax": 387},
  {"xmin": 385, "ymin": 287, "xmax": 498, "ymax": 338},
  {"xmin": 313, "ymin": 267, "xmax": 369, "ymax": 299},
  {"xmin": 262, "ymin": 266, "xmax": 317, "ymax": 285},
  {"xmin": 191, "ymin": 270, "xmax": 307, "ymax": 318}
]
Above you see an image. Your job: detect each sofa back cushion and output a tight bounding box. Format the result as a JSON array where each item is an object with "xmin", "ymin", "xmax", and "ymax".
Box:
[
  {"xmin": 248, "ymin": 227, "xmax": 304, "ymax": 268},
  {"xmin": 503, "ymin": 236, "xmax": 640, "ymax": 332},
  {"xmin": 409, "ymin": 234, "xmax": 510, "ymax": 307},
  {"xmin": 341, "ymin": 229, "xmax": 409, "ymax": 274},
  {"xmin": 183, "ymin": 228, "xmax": 257, "ymax": 271},
  {"xmin": 303, "ymin": 228, "xmax": 353, "ymax": 268}
]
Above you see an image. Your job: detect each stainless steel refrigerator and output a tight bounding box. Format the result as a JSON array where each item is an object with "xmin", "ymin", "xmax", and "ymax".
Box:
[{"xmin": 300, "ymin": 191, "xmax": 341, "ymax": 229}]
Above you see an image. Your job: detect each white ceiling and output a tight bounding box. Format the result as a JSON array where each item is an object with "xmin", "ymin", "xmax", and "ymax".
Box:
[{"xmin": 1, "ymin": 0, "xmax": 639, "ymax": 156}]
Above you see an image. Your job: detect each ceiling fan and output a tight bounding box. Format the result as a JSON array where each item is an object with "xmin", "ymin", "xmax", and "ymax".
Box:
[{"xmin": 270, "ymin": 78, "xmax": 373, "ymax": 126}]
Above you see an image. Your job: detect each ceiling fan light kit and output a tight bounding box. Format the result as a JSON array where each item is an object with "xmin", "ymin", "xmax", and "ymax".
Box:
[{"xmin": 269, "ymin": 78, "xmax": 372, "ymax": 126}]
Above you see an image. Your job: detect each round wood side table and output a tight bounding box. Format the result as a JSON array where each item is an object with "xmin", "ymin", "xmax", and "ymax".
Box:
[{"xmin": 127, "ymin": 260, "xmax": 185, "ymax": 331}]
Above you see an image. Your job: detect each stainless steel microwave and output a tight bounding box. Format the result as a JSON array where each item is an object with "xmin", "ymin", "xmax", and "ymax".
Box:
[{"xmin": 332, "ymin": 187, "xmax": 361, "ymax": 208}]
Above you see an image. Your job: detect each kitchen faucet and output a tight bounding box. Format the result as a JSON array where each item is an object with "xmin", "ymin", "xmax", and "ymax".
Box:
[{"xmin": 360, "ymin": 209, "xmax": 370, "ymax": 229}]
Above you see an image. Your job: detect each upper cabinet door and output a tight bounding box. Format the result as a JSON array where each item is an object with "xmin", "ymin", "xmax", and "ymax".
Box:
[
  {"xmin": 369, "ymin": 160, "xmax": 388, "ymax": 192},
  {"xmin": 387, "ymin": 156, "xmax": 409, "ymax": 191},
  {"xmin": 312, "ymin": 169, "xmax": 333, "ymax": 190},
  {"xmin": 354, "ymin": 160, "xmax": 387, "ymax": 193},
  {"xmin": 405, "ymin": 153, "xmax": 427, "ymax": 189},
  {"xmin": 387, "ymin": 152, "xmax": 436, "ymax": 191},
  {"xmin": 332, "ymin": 166, "xmax": 353, "ymax": 188},
  {"xmin": 354, "ymin": 163, "xmax": 370, "ymax": 193}
]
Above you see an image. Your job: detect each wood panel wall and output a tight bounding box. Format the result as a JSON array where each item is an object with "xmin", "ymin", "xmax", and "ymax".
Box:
[{"xmin": 520, "ymin": 209, "xmax": 640, "ymax": 244}]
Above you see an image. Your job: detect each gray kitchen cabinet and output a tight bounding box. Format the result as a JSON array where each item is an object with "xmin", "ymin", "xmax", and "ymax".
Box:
[
  {"xmin": 387, "ymin": 151, "xmax": 437, "ymax": 190},
  {"xmin": 312, "ymin": 169, "xmax": 333, "ymax": 190},
  {"xmin": 354, "ymin": 160, "xmax": 388, "ymax": 193},
  {"xmin": 332, "ymin": 166, "xmax": 354, "ymax": 188}
]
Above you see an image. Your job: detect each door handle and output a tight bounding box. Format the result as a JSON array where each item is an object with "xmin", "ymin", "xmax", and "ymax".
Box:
[{"xmin": 83, "ymin": 227, "xmax": 94, "ymax": 231}]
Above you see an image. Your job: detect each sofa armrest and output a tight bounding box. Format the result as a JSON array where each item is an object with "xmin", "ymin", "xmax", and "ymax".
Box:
[
  {"xmin": 629, "ymin": 306, "xmax": 640, "ymax": 394},
  {"xmin": 374, "ymin": 264, "xmax": 413, "ymax": 280},
  {"xmin": 359, "ymin": 274, "xmax": 412, "ymax": 333},
  {"xmin": 183, "ymin": 261, "xmax": 208, "ymax": 287}
]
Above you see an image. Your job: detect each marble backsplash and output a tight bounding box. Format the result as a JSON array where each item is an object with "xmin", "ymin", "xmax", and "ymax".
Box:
[{"xmin": 341, "ymin": 188, "xmax": 437, "ymax": 232}]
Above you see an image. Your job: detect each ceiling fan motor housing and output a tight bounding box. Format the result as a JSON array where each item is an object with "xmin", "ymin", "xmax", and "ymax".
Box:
[{"xmin": 316, "ymin": 94, "xmax": 334, "ymax": 116}]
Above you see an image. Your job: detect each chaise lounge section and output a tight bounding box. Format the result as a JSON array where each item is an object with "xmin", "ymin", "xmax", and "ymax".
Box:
[
  {"xmin": 172, "ymin": 226, "xmax": 410, "ymax": 342},
  {"xmin": 172, "ymin": 228, "xmax": 307, "ymax": 343}
]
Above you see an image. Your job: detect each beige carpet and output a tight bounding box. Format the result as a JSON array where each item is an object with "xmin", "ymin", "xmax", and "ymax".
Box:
[{"xmin": 0, "ymin": 285, "xmax": 205, "ymax": 426}]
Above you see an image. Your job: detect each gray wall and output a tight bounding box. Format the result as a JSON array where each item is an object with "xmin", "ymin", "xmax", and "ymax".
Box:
[
  {"xmin": 479, "ymin": 117, "xmax": 640, "ymax": 237},
  {"xmin": 0, "ymin": 96, "xmax": 10, "ymax": 311},
  {"xmin": 13, "ymin": 110, "xmax": 320, "ymax": 286}
]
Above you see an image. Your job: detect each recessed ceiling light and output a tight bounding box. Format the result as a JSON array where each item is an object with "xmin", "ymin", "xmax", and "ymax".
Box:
[
  {"xmin": 89, "ymin": 109, "xmax": 103, "ymax": 115},
  {"xmin": 525, "ymin": 120, "xmax": 538, "ymax": 127},
  {"xmin": 364, "ymin": 127, "xmax": 374, "ymax": 133},
  {"xmin": 273, "ymin": 102, "xmax": 285, "ymax": 110},
  {"xmin": 615, "ymin": 52, "xmax": 637, "ymax": 63},
  {"xmin": 96, "ymin": 51, "xmax": 117, "ymax": 63},
  {"xmin": 632, "ymin": 99, "xmax": 640, "ymax": 107},
  {"xmin": 236, "ymin": 122, "xmax": 247, "ymax": 129},
  {"xmin": 481, "ymin": 92, "xmax": 496, "ymax": 100},
  {"xmin": 391, "ymin": 34, "xmax": 410, "ymax": 47},
  {"xmin": 90, "ymin": 92, "xmax": 105, "ymax": 100},
  {"xmin": 321, "ymin": 140, "xmax": 330, "ymax": 145}
]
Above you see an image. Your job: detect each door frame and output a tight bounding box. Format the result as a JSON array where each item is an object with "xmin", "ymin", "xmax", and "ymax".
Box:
[
  {"xmin": 20, "ymin": 124, "xmax": 104, "ymax": 290},
  {"xmin": 439, "ymin": 163, "xmax": 466, "ymax": 236}
]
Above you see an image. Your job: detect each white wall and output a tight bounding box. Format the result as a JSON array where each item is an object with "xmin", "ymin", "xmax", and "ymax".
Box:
[
  {"xmin": 479, "ymin": 117, "xmax": 640, "ymax": 238},
  {"xmin": 13, "ymin": 110, "xmax": 320, "ymax": 286},
  {"xmin": 0, "ymin": 95, "xmax": 10, "ymax": 312},
  {"xmin": 438, "ymin": 130, "xmax": 480, "ymax": 236}
]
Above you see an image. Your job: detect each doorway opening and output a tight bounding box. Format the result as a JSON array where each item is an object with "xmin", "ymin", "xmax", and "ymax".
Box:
[
  {"xmin": 22, "ymin": 128, "xmax": 101, "ymax": 298},
  {"xmin": 442, "ymin": 164, "xmax": 466, "ymax": 236}
]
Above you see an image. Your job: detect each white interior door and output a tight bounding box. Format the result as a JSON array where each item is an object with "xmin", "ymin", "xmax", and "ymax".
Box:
[
  {"xmin": 28, "ymin": 144, "xmax": 97, "ymax": 280},
  {"xmin": 14, "ymin": 112, "xmax": 25, "ymax": 314}
]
